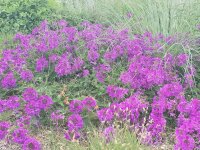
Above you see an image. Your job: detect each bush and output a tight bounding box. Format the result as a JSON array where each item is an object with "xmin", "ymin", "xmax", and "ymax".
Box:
[
  {"xmin": 0, "ymin": 20, "xmax": 199, "ymax": 149},
  {"xmin": 0, "ymin": 0, "xmax": 61, "ymax": 33}
]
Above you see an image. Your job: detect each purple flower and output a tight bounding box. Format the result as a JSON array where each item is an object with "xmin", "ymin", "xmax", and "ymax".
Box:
[
  {"xmin": 6, "ymin": 96, "xmax": 20, "ymax": 110},
  {"xmin": 22, "ymin": 88, "xmax": 38, "ymax": 102},
  {"xmin": 20, "ymin": 70, "xmax": 34, "ymax": 82},
  {"xmin": 1, "ymin": 72, "xmax": 17, "ymax": 89},
  {"xmin": 97, "ymin": 108, "xmax": 114, "ymax": 123},
  {"xmin": 88, "ymin": 50, "xmax": 100, "ymax": 63},
  {"xmin": 0, "ymin": 121, "xmax": 10, "ymax": 140},
  {"xmin": 95, "ymin": 64, "xmax": 111, "ymax": 72},
  {"xmin": 106, "ymin": 85, "xmax": 129, "ymax": 100},
  {"xmin": 64, "ymin": 130, "xmax": 81, "ymax": 141},
  {"xmin": 82, "ymin": 69, "xmax": 89, "ymax": 77},
  {"xmin": 67, "ymin": 114, "xmax": 84, "ymax": 131},
  {"xmin": 24, "ymin": 103, "xmax": 41, "ymax": 116},
  {"xmin": 103, "ymin": 126, "xmax": 115, "ymax": 142},
  {"xmin": 49, "ymin": 54, "xmax": 59, "ymax": 63},
  {"xmin": 69, "ymin": 100, "xmax": 83, "ymax": 114},
  {"xmin": 176, "ymin": 54, "xmax": 188, "ymax": 66},
  {"xmin": 184, "ymin": 73, "xmax": 194, "ymax": 87},
  {"xmin": 175, "ymin": 129, "xmax": 195, "ymax": 150},
  {"xmin": 35, "ymin": 57, "xmax": 48, "ymax": 72},
  {"xmin": 22, "ymin": 138, "xmax": 41, "ymax": 150},
  {"xmin": 82, "ymin": 97, "xmax": 97, "ymax": 111},
  {"xmin": 12, "ymin": 128, "xmax": 28, "ymax": 144},
  {"xmin": 72, "ymin": 57, "xmax": 84, "ymax": 72},
  {"xmin": 95, "ymin": 72, "xmax": 106, "ymax": 83},
  {"xmin": 38, "ymin": 95, "xmax": 53, "ymax": 110},
  {"xmin": 55, "ymin": 56, "xmax": 71, "ymax": 76}
]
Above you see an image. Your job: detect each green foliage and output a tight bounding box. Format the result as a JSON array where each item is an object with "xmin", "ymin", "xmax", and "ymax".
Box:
[{"xmin": 0, "ymin": 0, "xmax": 61, "ymax": 33}]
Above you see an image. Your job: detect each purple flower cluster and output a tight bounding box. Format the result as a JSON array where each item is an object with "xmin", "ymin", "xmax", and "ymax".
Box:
[
  {"xmin": 120, "ymin": 55, "xmax": 175, "ymax": 89},
  {"xmin": 22, "ymin": 137, "xmax": 41, "ymax": 150},
  {"xmin": 22, "ymin": 88, "xmax": 53, "ymax": 116},
  {"xmin": 97, "ymin": 94, "xmax": 148, "ymax": 124},
  {"xmin": 65, "ymin": 114, "xmax": 83, "ymax": 141},
  {"xmin": 106, "ymin": 85, "xmax": 129, "ymax": 100},
  {"xmin": 69, "ymin": 97, "xmax": 97, "ymax": 114},
  {"xmin": 0, "ymin": 19, "xmax": 199, "ymax": 149},
  {"xmin": 1, "ymin": 72, "xmax": 17, "ymax": 89},
  {"xmin": 69, "ymin": 100, "xmax": 84, "ymax": 114},
  {"xmin": 20, "ymin": 70, "xmax": 34, "ymax": 82},
  {"xmin": 82, "ymin": 97, "xmax": 97, "ymax": 111},
  {"xmin": 94, "ymin": 64, "xmax": 111, "ymax": 83},
  {"xmin": 67, "ymin": 114, "xmax": 84, "ymax": 131},
  {"xmin": 0, "ymin": 121, "xmax": 10, "ymax": 140},
  {"xmin": 0, "ymin": 96, "xmax": 20, "ymax": 113},
  {"xmin": 12, "ymin": 128, "xmax": 29, "ymax": 144},
  {"xmin": 65, "ymin": 97, "xmax": 97, "ymax": 141},
  {"xmin": 35, "ymin": 57, "xmax": 48, "ymax": 72},
  {"xmin": 175, "ymin": 99, "xmax": 200, "ymax": 149}
]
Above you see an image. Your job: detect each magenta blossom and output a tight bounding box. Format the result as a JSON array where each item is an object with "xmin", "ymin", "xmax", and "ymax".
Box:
[
  {"xmin": 67, "ymin": 114, "xmax": 84, "ymax": 131},
  {"xmin": 69, "ymin": 100, "xmax": 83, "ymax": 114}
]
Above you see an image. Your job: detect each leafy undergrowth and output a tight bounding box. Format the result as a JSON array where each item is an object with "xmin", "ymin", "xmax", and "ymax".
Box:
[{"xmin": 0, "ymin": 20, "xmax": 200, "ymax": 150}]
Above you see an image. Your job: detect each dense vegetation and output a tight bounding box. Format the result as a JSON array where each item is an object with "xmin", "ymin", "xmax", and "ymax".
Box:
[{"xmin": 0, "ymin": 0, "xmax": 200, "ymax": 150}]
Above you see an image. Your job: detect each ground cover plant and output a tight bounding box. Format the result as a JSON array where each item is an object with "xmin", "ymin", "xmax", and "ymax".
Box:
[
  {"xmin": 0, "ymin": 0, "xmax": 200, "ymax": 150},
  {"xmin": 0, "ymin": 19, "xmax": 200, "ymax": 150}
]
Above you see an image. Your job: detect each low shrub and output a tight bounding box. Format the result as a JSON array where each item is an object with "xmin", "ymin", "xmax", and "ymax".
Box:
[
  {"xmin": 0, "ymin": 0, "xmax": 61, "ymax": 33},
  {"xmin": 0, "ymin": 20, "xmax": 199, "ymax": 149}
]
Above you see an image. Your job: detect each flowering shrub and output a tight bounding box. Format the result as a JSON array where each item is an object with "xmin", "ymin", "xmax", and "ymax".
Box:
[{"xmin": 0, "ymin": 20, "xmax": 199, "ymax": 149}]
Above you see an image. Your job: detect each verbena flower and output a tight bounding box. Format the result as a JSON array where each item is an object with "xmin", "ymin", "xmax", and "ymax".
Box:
[
  {"xmin": 69, "ymin": 100, "xmax": 83, "ymax": 114},
  {"xmin": 0, "ymin": 121, "xmax": 10, "ymax": 140},
  {"xmin": 22, "ymin": 88, "xmax": 38, "ymax": 102},
  {"xmin": 97, "ymin": 108, "xmax": 114, "ymax": 123},
  {"xmin": 175, "ymin": 129, "xmax": 195, "ymax": 150},
  {"xmin": 35, "ymin": 57, "xmax": 48, "ymax": 72},
  {"xmin": 82, "ymin": 97, "xmax": 97, "ymax": 111},
  {"xmin": 12, "ymin": 128, "xmax": 29, "ymax": 144},
  {"xmin": 88, "ymin": 50, "xmax": 99, "ymax": 63},
  {"xmin": 38, "ymin": 95, "xmax": 53, "ymax": 110},
  {"xmin": 22, "ymin": 137, "xmax": 41, "ymax": 150},
  {"xmin": 1, "ymin": 72, "xmax": 17, "ymax": 89},
  {"xmin": 49, "ymin": 54, "xmax": 59, "ymax": 63},
  {"xmin": 55, "ymin": 56, "xmax": 71, "ymax": 76},
  {"xmin": 72, "ymin": 57, "xmax": 84, "ymax": 72},
  {"xmin": 82, "ymin": 69, "xmax": 89, "ymax": 77},
  {"xmin": 106, "ymin": 85, "xmax": 129, "ymax": 100},
  {"xmin": 176, "ymin": 53, "xmax": 188, "ymax": 66},
  {"xmin": 24, "ymin": 103, "xmax": 41, "ymax": 116},
  {"xmin": 6, "ymin": 96, "xmax": 20, "ymax": 110},
  {"xmin": 67, "ymin": 114, "xmax": 84, "ymax": 131},
  {"xmin": 20, "ymin": 70, "xmax": 34, "ymax": 82}
]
